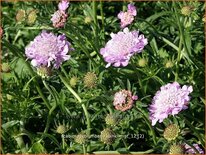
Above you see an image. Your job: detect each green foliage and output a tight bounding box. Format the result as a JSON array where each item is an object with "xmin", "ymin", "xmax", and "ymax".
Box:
[{"xmin": 2, "ymin": 1, "xmax": 205, "ymax": 154}]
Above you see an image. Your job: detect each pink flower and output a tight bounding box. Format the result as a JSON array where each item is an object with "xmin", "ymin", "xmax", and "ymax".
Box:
[
  {"xmin": 113, "ymin": 90, "xmax": 138, "ymax": 111},
  {"xmin": 100, "ymin": 28, "xmax": 147, "ymax": 68},
  {"xmin": 51, "ymin": 0, "xmax": 69, "ymax": 28},
  {"xmin": 51, "ymin": 10, "xmax": 68, "ymax": 28},
  {"xmin": 184, "ymin": 144, "xmax": 204, "ymax": 154},
  {"xmin": 117, "ymin": 3, "xmax": 137, "ymax": 28},
  {"xmin": 149, "ymin": 82, "xmax": 193, "ymax": 126},
  {"xmin": 58, "ymin": 0, "xmax": 69, "ymax": 11},
  {"xmin": 25, "ymin": 31, "xmax": 74, "ymax": 69}
]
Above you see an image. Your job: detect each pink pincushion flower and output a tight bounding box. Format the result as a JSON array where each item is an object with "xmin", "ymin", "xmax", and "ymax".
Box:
[
  {"xmin": 25, "ymin": 31, "xmax": 74, "ymax": 69},
  {"xmin": 58, "ymin": 0, "xmax": 69, "ymax": 11},
  {"xmin": 184, "ymin": 144, "xmax": 204, "ymax": 154},
  {"xmin": 51, "ymin": 10, "xmax": 68, "ymax": 28},
  {"xmin": 113, "ymin": 89, "xmax": 138, "ymax": 111},
  {"xmin": 51, "ymin": 0, "xmax": 69, "ymax": 28},
  {"xmin": 118, "ymin": 4, "xmax": 137, "ymax": 28},
  {"xmin": 100, "ymin": 28, "xmax": 147, "ymax": 68},
  {"xmin": 149, "ymin": 82, "xmax": 193, "ymax": 126}
]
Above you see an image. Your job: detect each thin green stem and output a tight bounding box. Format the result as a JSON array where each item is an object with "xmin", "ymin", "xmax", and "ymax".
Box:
[
  {"xmin": 59, "ymin": 73, "xmax": 82, "ymax": 103},
  {"xmin": 14, "ymin": 136, "xmax": 27, "ymax": 153},
  {"xmin": 42, "ymin": 80, "xmax": 57, "ymax": 133},
  {"xmin": 135, "ymin": 106, "xmax": 157, "ymax": 145},
  {"xmin": 83, "ymin": 144, "xmax": 86, "ymax": 155},
  {"xmin": 62, "ymin": 134, "xmax": 65, "ymax": 150},
  {"xmin": 100, "ymin": 0, "xmax": 105, "ymax": 40},
  {"xmin": 60, "ymin": 66, "xmax": 69, "ymax": 79},
  {"xmin": 82, "ymin": 104, "xmax": 91, "ymax": 133},
  {"xmin": 174, "ymin": 4, "xmax": 183, "ymax": 82}
]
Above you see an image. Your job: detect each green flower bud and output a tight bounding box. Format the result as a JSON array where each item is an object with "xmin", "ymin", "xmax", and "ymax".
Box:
[
  {"xmin": 70, "ymin": 76, "xmax": 78, "ymax": 87},
  {"xmin": 84, "ymin": 16, "xmax": 92, "ymax": 24},
  {"xmin": 105, "ymin": 114, "xmax": 119, "ymax": 126},
  {"xmin": 165, "ymin": 60, "xmax": 174, "ymax": 68},
  {"xmin": 2, "ymin": 63, "xmax": 11, "ymax": 73},
  {"xmin": 138, "ymin": 58, "xmax": 148, "ymax": 67},
  {"xmin": 27, "ymin": 9, "xmax": 37, "ymax": 25},
  {"xmin": 56, "ymin": 125, "xmax": 67, "ymax": 134}
]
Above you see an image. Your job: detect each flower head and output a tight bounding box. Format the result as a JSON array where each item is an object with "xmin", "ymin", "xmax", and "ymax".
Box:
[
  {"xmin": 149, "ymin": 82, "xmax": 193, "ymax": 126},
  {"xmin": 105, "ymin": 114, "xmax": 119, "ymax": 126},
  {"xmin": 75, "ymin": 133, "xmax": 88, "ymax": 144},
  {"xmin": 83, "ymin": 72, "xmax": 97, "ymax": 88},
  {"xmin": 163, "ymin": 124, "xmax": 180, "ymax": 141},
  {"xmin": 100, "ymin": 128, "xmax": 115, "ymax": 144},
  {"xmin": 25, "ymin": 31, "xmax": 73, "ymax": 69},
  {"xmin": 113, "ymin": 89, "xmax": 138, "ymax": 111},
  {"xmin": 51, "ymin": 10, "xmax": 68, "ymax": 28},
  {"xmin": 169, "ymin": 144, "xmax": 185, "ymax": 154},
  {"xmin": 184, "ymin": 144, "xmax": 204, "ymax": 154},
  {"xmin": 118, "ymin": 4, "xmax": 136, "ymax": 28},
  {"xmin": 58, "ymin": 0, "xmax": 69, "ymax": 12},
  {"xmin": 100, "ymin": 28, "xmax": 147, "ymax": 68},
  {"xmin": 51, "ymin": 0, "xmax": 69, "ymax": 28}
]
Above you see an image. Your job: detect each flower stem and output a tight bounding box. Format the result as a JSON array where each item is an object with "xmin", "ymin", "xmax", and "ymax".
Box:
[
  {"xmin": 83, "ymin": 144, "xmax": 86, "ymax": 155},
  {"xmin": 62, "ymin": 134, "xmax": 65, "ymax": 151},
  {"xmin": 59, "ymin": 72, "xmax": 91, "ymax": 152},
  {"xmin": 14, "ymin": 135, "xmax": 27, "ymax": 153},
  {"xmin": 42, "ymin": 80, "xmax": 57, "ymax": 133},
  {"xmin": 59, "ymin": 73, "xmax": 82, "ymax": 103}
]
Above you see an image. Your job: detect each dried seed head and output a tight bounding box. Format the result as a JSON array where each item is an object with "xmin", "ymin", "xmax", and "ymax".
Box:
[
  {"xmin": 37, "ymin": 67, "xmax": 52, "ymax": 78},
  {"xmin": 164, "ymin": 124, "xmax": 180, "ymax": 141},
  {"xmin": 181, "ymin": 6, "xmax": 193, "ymax": 16},
  {"xmin": 16, "ymin": 10, "xmax": 26, "ymax": 22},
  {"xmin": 169, "ymin": 144, "xmax": 185, "ymax": 154},
  {"xmin": 83, "ymin": 72, "xmax": 97, "ymax": 88},
  {"xmin": 75, "ymin": 133, "xmax": 87, "ymax": 144},
  {"xmin": 100, "ymin": 128, "xmax": 115, "ymax": 144}
]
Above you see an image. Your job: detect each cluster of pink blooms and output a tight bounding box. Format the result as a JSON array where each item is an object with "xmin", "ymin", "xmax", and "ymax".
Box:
[
  {"xmin": 149, "ymin": 82, "xmax": 193, "ymax": 126},
  {"xmin": 118, "ymin": 4, "xmax": 137, "ymax": 28},
  {"xmin": 51, "ymin": 0, "xmax": 69, "ymax": 28},
  {"xmin": 113, "ymin": 89, "xmax": 138, "ymax": 111},
  {"xmin": 25, "ymin": 31, "xmax": 73, "ymax": 69},
  {"xmin": 184, "ymin": 144, "xmax": 204, "ymax": 154}
]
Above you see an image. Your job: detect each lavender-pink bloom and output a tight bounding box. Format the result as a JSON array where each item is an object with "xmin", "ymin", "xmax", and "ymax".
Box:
[
  {"xmin": 25, "ymin": 31, "xmax": 73, "ymax": 69},
  {"xmin": 58, "ymin": 0, "xmax": 69, "ymax": 11},
  {"xmin": 184, "ymin": 144, "xmax": 204, "ymax": 154},
  {"xmin": 149, "ymin": 82, "xmax": 193, "ymax": 126},
  {"xmin": 117, "ymin": 3, "xmax": 137, "ymax": 28},
  {"xmin": 51, "ymin": 10, "xmax": 68, "ymax": 28},
  {"xmin": 100, "ymin": 28, "xmax": 147, "ymax": 68}
]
